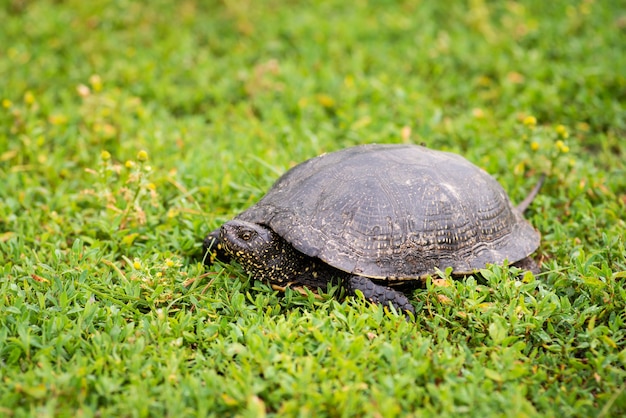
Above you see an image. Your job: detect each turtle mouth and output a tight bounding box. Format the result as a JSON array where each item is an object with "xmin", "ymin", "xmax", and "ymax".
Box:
[{"xmin": 218, "ymin": 223, "xmax": 241, "ymax": 255}]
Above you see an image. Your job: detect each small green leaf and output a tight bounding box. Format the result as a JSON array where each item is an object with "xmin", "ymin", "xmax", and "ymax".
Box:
[
  {"xmin": 121, "ymin": 233, "xmax": 140, "ymax": 247},
  {"xmin": 484, "ymin": 368, "xmax": 504, "ymax": 383}
]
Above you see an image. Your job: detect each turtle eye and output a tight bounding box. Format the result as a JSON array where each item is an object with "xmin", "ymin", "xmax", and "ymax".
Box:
[{"xmin": 241, "ymin": 231, "xmax": 253, "ymax": 241}]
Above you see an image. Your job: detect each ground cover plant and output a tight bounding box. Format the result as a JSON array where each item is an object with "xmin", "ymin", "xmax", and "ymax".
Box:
[{"xmin": 1, "ymin": 0, "xmax": 625, "ymax": 416}]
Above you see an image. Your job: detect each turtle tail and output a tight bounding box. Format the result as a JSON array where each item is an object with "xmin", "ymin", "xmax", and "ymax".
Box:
[{"xmin": 516, "ymin": 174, "xmax": 546, "ymax": 213}]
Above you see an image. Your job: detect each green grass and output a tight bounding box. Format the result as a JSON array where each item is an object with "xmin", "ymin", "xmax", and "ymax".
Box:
[{"xmin": 1, "ymin": 0, "xmax": 625, "ymax": 416}]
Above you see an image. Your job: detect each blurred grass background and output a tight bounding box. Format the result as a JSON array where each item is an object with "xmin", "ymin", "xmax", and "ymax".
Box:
[{"xmin": 1, "ymin": 0, "xmax": 625, "ymax": 416}]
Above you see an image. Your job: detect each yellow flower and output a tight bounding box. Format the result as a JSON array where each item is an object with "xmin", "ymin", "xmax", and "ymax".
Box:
[
  {"xmin": 101, "ymin": 150, "xmax": 111, "ymax": 161},
  {"xmin": 49, "ymin": 114, "xmax": 68, "ymax": 125},
  {"xmin": 133, "ymin": 260, "xmax": 142, "ymax": 269},
  {"xmin": 125, "ymin": 160, "xmax": 135, "ymax": 168},
  {"xmin": 137, "ymin": 150, "xmax": 149, "ymax": 162},
  {"xmin": 2, "ymin": 99, "xmax": 12, "ymax": 108},
  {"xmin": 165, "ymin": 259, "xmax": 175, "ymax": 267},
  {"xmin": 555, "ymin": 140, "xmax": 570, "ymax": 153},
  {"xmin": 24, "ymin": 91, "xmax": 36, "ymax": 105},
  {"xmin": 523, "ymin": 115, "xmax": 537, "ymax": 126},
  {"xmin": 89, "ymin": 74, "xmax": 103, "ymax": 92},
  {"xmin": 555, "ymin": 124, "xmax": 569, "ymax": 139},
  {"xmin": 316, "ymin": 94, "xmax": 335, "ymax": 108},
  {"xmin": 530, "ymin": 141, "xmax": 540, "ymax": 151}
]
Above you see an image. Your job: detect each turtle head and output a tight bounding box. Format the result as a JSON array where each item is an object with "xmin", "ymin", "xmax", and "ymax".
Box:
[
  {"xmin": 219, "ymin": 220, "xmax": 291, "ymax": 282},
  {"xmin": 220, "ymin": 220, "xmax": 274, "ymax": 257}
]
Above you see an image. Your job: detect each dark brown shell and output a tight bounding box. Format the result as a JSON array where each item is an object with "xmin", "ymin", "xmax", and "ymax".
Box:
[{"xmin": 236, "ymin": 144, "xmax": 540, "ymax": 280}]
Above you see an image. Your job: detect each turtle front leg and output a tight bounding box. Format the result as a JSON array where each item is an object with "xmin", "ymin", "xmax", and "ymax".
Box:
[
  {"xmin": 345, "ymin": 276, "xmax": 415, "ymax": 316},
  {"xmin": 202, "ymin": 227, "xmax": 231, "ymax": 265}
]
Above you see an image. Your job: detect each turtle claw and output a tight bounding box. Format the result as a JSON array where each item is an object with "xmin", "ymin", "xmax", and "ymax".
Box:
[{"xmin": 345, "ymin": 275, "xmax": 416, "ymax": 317}]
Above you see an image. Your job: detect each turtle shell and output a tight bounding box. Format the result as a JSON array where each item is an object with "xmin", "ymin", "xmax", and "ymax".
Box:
[{"xmin": 236, "ymin": 144, "xmax": 540, "ymax": 280}]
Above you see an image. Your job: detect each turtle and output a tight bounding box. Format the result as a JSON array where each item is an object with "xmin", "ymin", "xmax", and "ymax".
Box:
[{"xmin": 203, "ymin": 144, "xmax": 542, "ymax": 316}]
